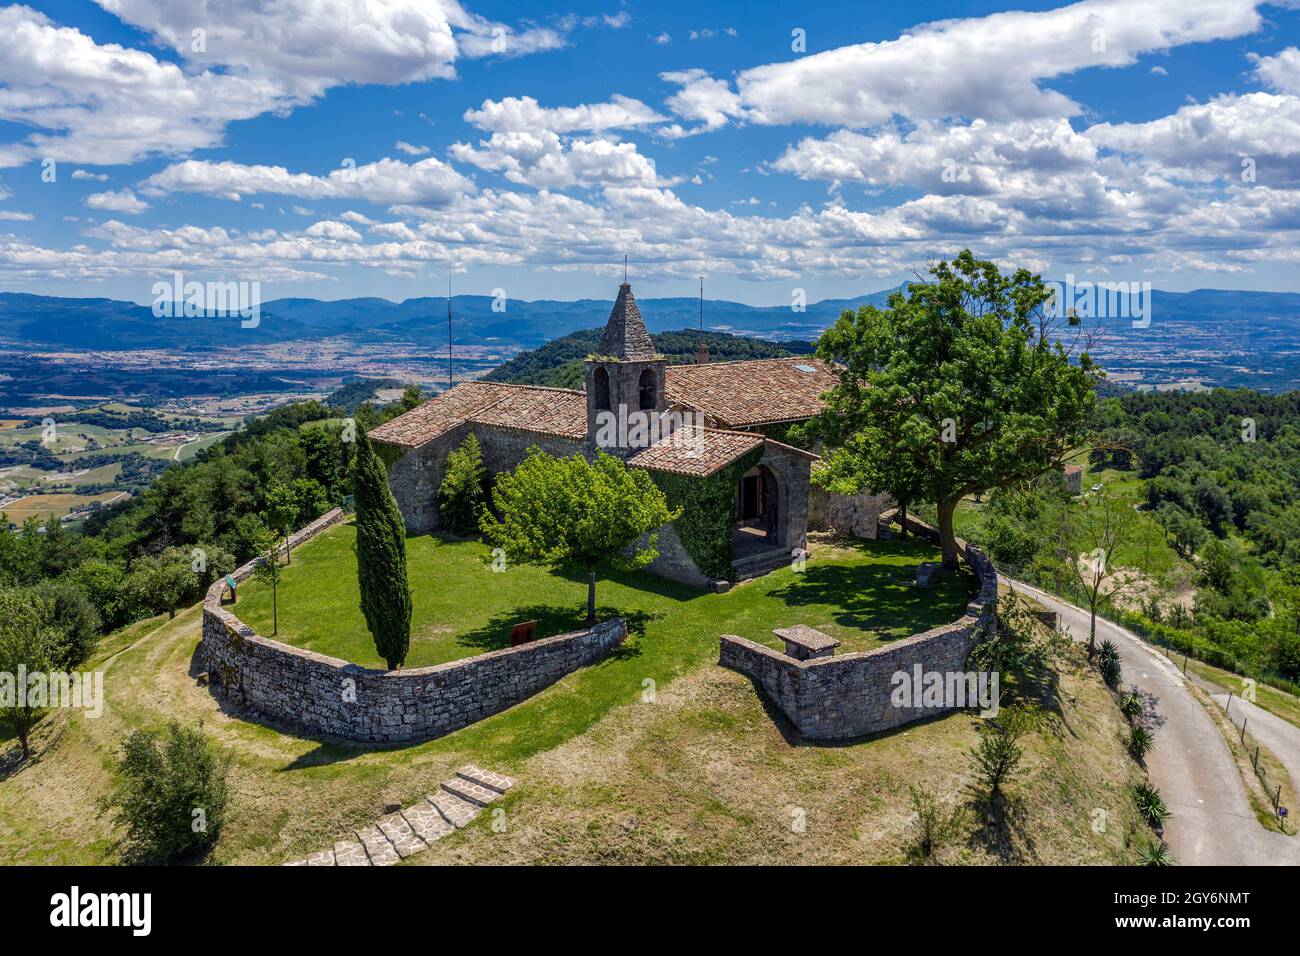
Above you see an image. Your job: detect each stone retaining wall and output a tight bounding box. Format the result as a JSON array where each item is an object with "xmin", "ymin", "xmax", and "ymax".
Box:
[
  {"xmin": 719, "ymin": 510, "xmax": 999, "ymax": 740},
  {"xmin": 200, "ymin": 508, "xmax": 628, "ymax": 743}
]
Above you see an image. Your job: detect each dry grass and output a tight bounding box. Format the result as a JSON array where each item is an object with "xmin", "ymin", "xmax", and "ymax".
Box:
[
  {"xmin": 0, "ymin": 580, "xmax": 1147, "ymax": 865},
  {"xmin": 411, "ymin": 624, "xmax": 1147, "ymax": 866}
]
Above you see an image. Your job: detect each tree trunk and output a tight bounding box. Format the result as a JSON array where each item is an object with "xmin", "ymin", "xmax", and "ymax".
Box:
[
  {"xmin": 586, "ymin": 566, "xmax": 597, "ymax": 626},
  {"xmin": 1087, "ymin": 605, "xmax": 1098, "ymax": 659},
  {"xmin": 898, "ymin": 498, "xmax": 909, "ymax": 540},
  {"xmin": 936, "ymin": 497, "xmax": 960, "ymax": 570},
  {"xmin": 285, "ymin": 534, "xmax": 292, "ymax": 565},
  {"xmin": 272, "ymin": 585, "xmax": 278, "ymax": 637},
  {"xmin": 17, "ymin": 727, "xmax": 30, "ymax": 758}
]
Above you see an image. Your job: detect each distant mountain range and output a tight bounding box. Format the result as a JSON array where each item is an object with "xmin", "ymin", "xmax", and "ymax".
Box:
[
  {"xmin": 1, "ymin": 286, "xmax": 1298, "ymax": 390},
  {"xmin": 0, "ymin": 288, "xmax": 900, "ymax": 351}
]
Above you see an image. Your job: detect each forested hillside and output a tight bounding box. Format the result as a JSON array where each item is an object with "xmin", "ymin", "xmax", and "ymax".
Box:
[
  {"xmin": 958, "ymin": 388, "xmax": 1300, "ymax": 690},
  {"xmin": 0, "ymin": 389, "xmax": 421, "ymax": 671},
  {"xmin": 485, "ymin": 327, "xmax": 817, "ymax": 389}
]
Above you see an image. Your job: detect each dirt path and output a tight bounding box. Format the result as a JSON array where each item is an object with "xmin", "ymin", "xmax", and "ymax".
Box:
[{"xmin": 1007, "ymin": 579, "xmax": 1297, "ymax": 865}]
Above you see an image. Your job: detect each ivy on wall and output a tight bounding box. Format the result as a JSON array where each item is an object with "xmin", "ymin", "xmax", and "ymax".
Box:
[
  {"xmin": 371, "ymin": 438, "xmax": 406, "ymax": 472},
  {"xmin": 649, "ymin": 447, "xmax": 764, "ymax": 580}
]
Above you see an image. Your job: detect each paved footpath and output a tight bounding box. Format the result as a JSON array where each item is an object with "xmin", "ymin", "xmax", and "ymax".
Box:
[
  {"xmin": 287, "ymin": 766, "xmax": 516, "ymax": 866},
  {"xmin": 1007, "ymin": 579, "xmax": 1297, "ymax": 866}
]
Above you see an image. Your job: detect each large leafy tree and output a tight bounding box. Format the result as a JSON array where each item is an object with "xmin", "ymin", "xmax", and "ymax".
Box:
[
  {"xmin": 482, "ymin": 449, "xmax": 679, "ymax": 625},
  {"xmin": 0, "ymin": 591, "xmax": 56, "ymax": 758},
  {"xmin": 353, "ymin": 426, "xmax": 412, "ymax": 670},
  {"xmin": 814, "ymin": 250, "xmax": 1100, "ymax": 569}
]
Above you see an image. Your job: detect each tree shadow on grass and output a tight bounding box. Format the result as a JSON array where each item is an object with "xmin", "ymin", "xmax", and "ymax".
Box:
[
  {"xmin": 769, "ymin": 562, "xmax": 975, "ymax": 639},
  {"xmin": 966, "ymin": 787, "xmax": 1037, "ymax": 864},
  {"xmin": 453, "ymin": 602, "xmax": 656, "ymax": 662}
]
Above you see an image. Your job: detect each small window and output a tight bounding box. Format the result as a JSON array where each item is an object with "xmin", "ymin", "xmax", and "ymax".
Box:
[
  {"xmin": 638, "ymin": 367, "xmax": 657, "ymax": 410},
  {"xmin": 593, "ymin": 367, "xmax": 611, "ymax": 410},
  {"xmin": 794, "ymin": 364, "xmax": 817, "ymax": 373}
]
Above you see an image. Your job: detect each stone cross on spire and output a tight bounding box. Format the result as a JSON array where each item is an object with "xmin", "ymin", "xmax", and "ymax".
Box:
[{"xmin": 598, "ymin": 282, "xmax": 656, "ymax": 361}]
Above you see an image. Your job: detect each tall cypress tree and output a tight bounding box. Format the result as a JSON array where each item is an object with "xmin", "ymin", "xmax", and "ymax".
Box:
[{"xmin": 352, "ymin": 425, "xmax": 411, "ymax": 670}]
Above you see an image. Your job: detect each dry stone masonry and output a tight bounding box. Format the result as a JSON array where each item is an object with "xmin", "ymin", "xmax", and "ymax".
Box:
[
  {"xmin": 719, "ymin": 510, "xmax": 999, "ymax": 739},
  {"xmin": 200, "ymin": 509, "xmax": 628, "ymax": 743},
  {"xmin": 288, "ymin": 765, "xmax": 515, "ymax": 866}
]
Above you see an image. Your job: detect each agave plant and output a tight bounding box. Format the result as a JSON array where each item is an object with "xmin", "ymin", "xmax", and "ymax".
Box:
[
  {"xmin": 1120, "ymin": 691, "xmax": 1144, "ymax": 721},
  {"xmin": 1136, "ymin": 836, "xmax": 1173, "ymax": 866},
  {"xmin": 1132, "ymin": 782, "xmax": 1170, "ymax": 828},
  {"xmin": 1097, "ymin": 640, "xmax": 1122, "ymax": 686},
  {"xmin": 1128, "ymin": 725, "xmax": 1153, "ymax": 761}
]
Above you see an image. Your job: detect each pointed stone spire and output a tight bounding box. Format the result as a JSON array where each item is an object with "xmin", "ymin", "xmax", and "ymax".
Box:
[{"xmin": 598, "ymin": 282, "xmax": 656, "ymax": 361}]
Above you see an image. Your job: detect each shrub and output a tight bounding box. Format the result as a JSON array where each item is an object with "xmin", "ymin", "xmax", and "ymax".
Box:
[
  {"xmin": 1119, "ymin": 691, "xmax": 1144, "ymax": 721},
  {"xmin": 437, "ymin": 433, "xmax": 488, "ymax": 537},
  {"xmin": 907, "ymin": 785, "xmax": 967, "ymax": 863},
  {"xmin": 1097, "ymin": 639, "xmax": 1122, "ymax": 688},
  {"xmin": 1132, "ymin": 782, "xmax": 1170, "ymax": 829},
  {"xmin": 1127, "ymin": 725, "xmax": 1153, "ymax": 761},
  {"xmin": 969, "ymin": 707, "xmax": 1039, "ymax": 797},
  {"xmin": 100, "ymin": 721, "xmax": 231, "ymax": 864},
  {"xmin": 1135, "ymin": 835, "xmax": 1173, "ymax": 866}
]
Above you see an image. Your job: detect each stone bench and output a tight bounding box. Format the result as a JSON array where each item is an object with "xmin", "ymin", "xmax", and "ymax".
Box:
[{"xmin": 773, "ymin": 625, "xmax": 841, "ymax": 661}]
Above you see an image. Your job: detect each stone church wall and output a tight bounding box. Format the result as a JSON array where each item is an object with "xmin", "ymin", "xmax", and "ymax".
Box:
[{"xmin": 808, "ymin": 487, "xmax": 895, "ymax": 539}]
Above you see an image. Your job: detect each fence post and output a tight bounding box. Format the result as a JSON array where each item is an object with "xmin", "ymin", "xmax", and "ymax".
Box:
[
  {"xmin": 1275, "ymin": 785, "xmax": 1283, "ymax": 813},
  {"xmin": 1226, "ymin": 691, "xmax": 1233, "ymax": 713},
  {"xmin": 1240, "ymin": 717, "xmax": 1247, "ymax": 744},
  {"xmin": 1182, "ymin": 654, "xmax": 1188, "ymax": 674},
  {"xmin": 1253, "ymin": 746, "xmax": 1259, "ymax": 771}
]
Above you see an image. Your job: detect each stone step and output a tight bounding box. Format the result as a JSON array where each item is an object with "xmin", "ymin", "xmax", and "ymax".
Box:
[
  {"xmin": 355, "ymin": 824, "xmax": 401, "ymax": 866},
  {"xmin": 285, "ymin": 848, "xmax": 336, "ymax": 866},
  {"xmin": 401, "ymin": 800, "xmax": 455, "ymax": 844},
  {"xmin": 457, "ymin": 765, "xmax": 516, "ymax": 794},
  {"xmin": 441, "ymin": 776, "xmax": 499, "ymax": 807},
  {"xmin": 731, "ymin": 549, "xmax": 793, "ymax": 580},
  {"xmin": 377, "ymin": 811, "xmax": 429, "ymax": 859},
  {"xmin": 333, "ymin": 838, "xmax": 371, "ymax": 866},
  {"xmin": 429, "ymin": 790, "xmax": 479, "ymax": 828}
]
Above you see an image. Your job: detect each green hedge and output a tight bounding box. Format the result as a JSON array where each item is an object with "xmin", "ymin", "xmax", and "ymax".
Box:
[{"xmin": 649, "ymin": 447, "xmax": 763, "ymax": 580}]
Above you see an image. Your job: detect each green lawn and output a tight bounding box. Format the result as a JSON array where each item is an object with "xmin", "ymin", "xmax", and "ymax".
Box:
[{"xmin": 234, "ymin": 523, "xmax": 976, "ymax": 670}]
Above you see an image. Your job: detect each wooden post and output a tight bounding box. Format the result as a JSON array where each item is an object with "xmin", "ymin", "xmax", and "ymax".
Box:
[{"xmin": 1240, "ymin": 717, "xmax": 1247, "ymax": 744}]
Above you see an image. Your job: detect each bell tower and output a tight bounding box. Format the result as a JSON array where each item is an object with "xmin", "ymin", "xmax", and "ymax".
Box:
[{"xmin": 585, "ymin": 282, "xmax": 666, "ymax": 455}]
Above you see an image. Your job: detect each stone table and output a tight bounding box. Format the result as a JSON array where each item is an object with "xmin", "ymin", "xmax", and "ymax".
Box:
[{"xmin": 773, "ymin": 625, "xmax": 841, "ymax": 661}]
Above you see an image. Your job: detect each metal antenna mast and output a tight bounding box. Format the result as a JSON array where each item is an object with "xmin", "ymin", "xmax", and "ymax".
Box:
[
  {"xmin": 699, "ymin": 275, "xmax": 704, "ymax": 332},
  {"xmin": 447, "ymin": 261, "xmax": 453, "ymax": 390}
]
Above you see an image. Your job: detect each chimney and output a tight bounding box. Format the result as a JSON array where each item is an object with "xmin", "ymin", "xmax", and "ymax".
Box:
[{"xmin": 696, "ymin": 341, "xmax": 710, "ymax": 364}]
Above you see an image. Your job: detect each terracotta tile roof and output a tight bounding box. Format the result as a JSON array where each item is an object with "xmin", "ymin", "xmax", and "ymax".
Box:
[
  {"xmin": 598, "ymin": 282, "xmax": 656, "ymax": 361},
  {"xmin": 468, "ymin": 384, "xmax": 587, "ymax": 438},
  {"xmin": 628, "ymin": 425, "xmax": 764, "ymax": 478},
  {"xmin": 1064, "ymin": 464, "xmax": 1084, "ymax": 475},
  {"xmin": 664, "ymin": 357, "xmax": 838, "ymax": 427},
  {"xmin": 368, "ymin": 381, "xmax": 504, "ymax": 449},
  {"xmin": 369, "ymin": 381, "xmax": 587, "ymax": 449}
]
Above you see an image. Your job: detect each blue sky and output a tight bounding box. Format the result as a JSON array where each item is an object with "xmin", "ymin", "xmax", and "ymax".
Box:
[{"xmin": 1, "ymin": 0, "xmax": 1299, "ymax": 305}]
